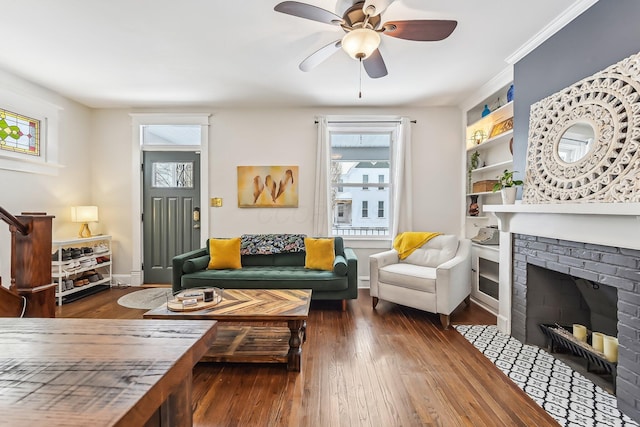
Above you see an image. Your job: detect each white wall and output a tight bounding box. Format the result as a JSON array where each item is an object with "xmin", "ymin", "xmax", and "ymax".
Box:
[
  {"xmin": 0, "ymin": 66, "xmax": 463, "ymax": 286},
  {"xmin": 0, "ymin": 69, "xmax": 93, "ymax": 285},
  {"xmin": 90, "ymin": 106, "xmax": 463, "ymax": 282}
]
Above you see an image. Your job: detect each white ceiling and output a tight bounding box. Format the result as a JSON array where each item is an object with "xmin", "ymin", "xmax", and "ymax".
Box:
[{"xmin": 1, "ymin": 0, "xmax": 588, "ymax": 109}]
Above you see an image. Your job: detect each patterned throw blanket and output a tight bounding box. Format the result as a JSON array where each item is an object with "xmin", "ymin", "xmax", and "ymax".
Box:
[{"xmin": 240, "ymin": 234, "xmax": 307, "ymax": 255}]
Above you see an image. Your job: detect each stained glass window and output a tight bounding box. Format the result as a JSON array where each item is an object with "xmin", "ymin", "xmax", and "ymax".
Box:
[{"xmin": 0, "ymin": 109, "xmax": 40, "ymax": 156}]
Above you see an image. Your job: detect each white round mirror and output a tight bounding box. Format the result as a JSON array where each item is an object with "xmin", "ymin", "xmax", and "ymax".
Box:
[{"xmin": 557, "ymin": 122, "xmax": 596, "ymax": 163}]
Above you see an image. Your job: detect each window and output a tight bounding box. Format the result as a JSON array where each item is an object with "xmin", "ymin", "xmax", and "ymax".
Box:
[
  {"xmin": 0, "ymin": 109, "xmax": 40, "ymax": 156},
  {"xmin": 329, "ymin": 122, "xmax": 395, "ymax": 237},
  {"xmin": 152, "ymin": 162, "xmax": 194, "ymax": 188},
  {"xmin": 0, "ymin": 87, "xmax": 60, "ymax": 175}
]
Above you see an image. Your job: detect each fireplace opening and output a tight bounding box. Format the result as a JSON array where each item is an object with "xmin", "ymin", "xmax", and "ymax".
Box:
[{"xmin": 526, "ymin": 264, "xmax": 619, "ymax": 392}]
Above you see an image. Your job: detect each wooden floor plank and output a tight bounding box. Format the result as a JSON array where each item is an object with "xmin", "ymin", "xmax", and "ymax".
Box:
[{"xmin": 57, "ymin": 287, "xmax": 557, "ymax": 426}]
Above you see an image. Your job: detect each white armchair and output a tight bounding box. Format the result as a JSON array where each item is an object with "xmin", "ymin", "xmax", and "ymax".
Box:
[{"xmin": 369, "ymin": 235, "xmax": 471, "ymax": 329}]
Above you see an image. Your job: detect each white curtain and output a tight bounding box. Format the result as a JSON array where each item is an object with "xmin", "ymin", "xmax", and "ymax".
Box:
[
  {"xmin": 313, "ymin": 117, "xmax": 331, "ymax": 236},
  {"xmin": 392, "ymin": 117, "xmax": 413, "ymax": 236}
]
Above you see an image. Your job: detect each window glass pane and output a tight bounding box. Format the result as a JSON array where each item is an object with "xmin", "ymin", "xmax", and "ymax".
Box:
[
  {"xmin": 142, "ymin": 125, "xmax": 201, "ymax": 146},
  {"xmin": 152, "ymin": 162, "xmax": 193, "ymax": 188},
  {"xmin": 0, "ymin": 109, "xmax": 40, "ymax": 156},
  {"xmin": 378, "ymin": 201, "xmax": 384, "ymax": 218},
  {"xmin": 330, "ymin": 131, "xmax": 391, "ymax": 236}
]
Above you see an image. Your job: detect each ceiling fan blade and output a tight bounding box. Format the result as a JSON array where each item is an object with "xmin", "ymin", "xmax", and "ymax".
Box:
[
  {"xmin": 363, "ymin": 0, "xmax": 394, "ymax": 17},
  {"xmin": 274, "ymin": 1, "xmax": 343, "ymax": 25},
  {"xmin": 383, "ymin": 20, "xmax": 457, "ymax": 41},
  {"xmin": 363, "ymin": 49, "xmax": 388, "ymax": 78},
  {"xmin": 299, "ymin": 40, "xmax": 342, "ymax": 72}
]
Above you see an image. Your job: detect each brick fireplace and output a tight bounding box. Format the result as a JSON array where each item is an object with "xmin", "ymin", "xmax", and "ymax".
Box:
[{"xmin": 486, "ymin": 204, "xmax": 640, "ymax": 423}]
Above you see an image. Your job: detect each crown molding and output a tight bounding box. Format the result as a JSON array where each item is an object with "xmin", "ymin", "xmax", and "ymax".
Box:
[
  {"xmin": 505, "ymin": 0, "xmax": 600, "ymax": 65},
  {"xmin": 459, "ymin": 66, "xmax": 513, "ymax": 112}
]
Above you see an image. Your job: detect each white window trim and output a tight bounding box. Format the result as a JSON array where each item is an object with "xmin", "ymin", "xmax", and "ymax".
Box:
[
  {"xmin": 328, "ymin": 118, "xmax": 398, "ymax": 239},
  {"xmin": 129, "ymin": 113, "xmax": 211, "ymax": 286}
]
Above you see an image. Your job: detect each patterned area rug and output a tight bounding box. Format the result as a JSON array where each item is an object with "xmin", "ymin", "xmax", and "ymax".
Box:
[
  {"xmin": 116, "ymin": 287, "xmax": 173, "ymax": 309},
  {"xmin": 455, "ymin": 325, "xmax": 639, "ymax": 427}
]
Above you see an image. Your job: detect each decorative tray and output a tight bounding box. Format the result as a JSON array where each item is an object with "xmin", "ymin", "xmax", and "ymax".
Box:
[{"xmin": 167, "ymin": 288, "xmax": 223, "ymax": 312}]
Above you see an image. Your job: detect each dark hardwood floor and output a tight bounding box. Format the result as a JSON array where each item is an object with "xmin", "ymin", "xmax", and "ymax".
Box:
[{"xmin": 57, "ymin": 287, "xmax": 557, "ymax": 426}]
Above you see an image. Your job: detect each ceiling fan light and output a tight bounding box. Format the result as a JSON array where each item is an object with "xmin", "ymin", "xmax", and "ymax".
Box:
[{"xmin": 342, "ymin": 28, "xmax": 380, "ymax": 60}]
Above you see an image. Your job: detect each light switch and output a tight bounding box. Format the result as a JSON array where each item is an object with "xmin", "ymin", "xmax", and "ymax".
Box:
[{"xmin": 210, "ymin": 198, "xmax": 223, "ymax": 207}]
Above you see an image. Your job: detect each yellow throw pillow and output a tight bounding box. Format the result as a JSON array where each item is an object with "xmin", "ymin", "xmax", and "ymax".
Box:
[
  {"xmin": 304, "ymin": 237, "xmax": 335, "ymax": 271},
  {"xmin": 207, "ymin": 238, "xmax": 242, "ymax": 270}
]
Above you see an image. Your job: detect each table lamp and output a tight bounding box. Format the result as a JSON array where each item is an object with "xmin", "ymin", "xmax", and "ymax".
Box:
[{"xmin": 71, "ymin": 206, "xmax": 98, "ymax": 238}]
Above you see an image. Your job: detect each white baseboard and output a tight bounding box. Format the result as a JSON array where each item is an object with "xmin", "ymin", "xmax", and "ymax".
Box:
[
  {"xmin": 358, "ymin": 276, "xmax": 370, "ymax": 289},
  {"xmin": 497, "ymin": 315, "xmax": 511, "ymax": 335},
  {"xmin": 112, "ymin": 274, "xmax": 135, "ymax": 287}
]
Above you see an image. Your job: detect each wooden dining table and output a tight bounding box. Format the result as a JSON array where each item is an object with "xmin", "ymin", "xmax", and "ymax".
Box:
[{"xmin": 0, "ymin": 318, "xmax": 217, "ymax": 427}]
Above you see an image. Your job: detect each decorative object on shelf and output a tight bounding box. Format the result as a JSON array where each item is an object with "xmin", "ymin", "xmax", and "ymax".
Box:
[
  {"xmin": 468, "ymin": 195, "xmax": 479, "ymax": 217},
  {"xmin": 507, "ymin": 84, "xmax": 514, "ymax": 103},
  {"xmin": 492, "ymin": 169, "xmax": 523, "ymax": 204},
  {"xmin": 481, "ymin": 104, "xmax": 491, "ymax": 117},
  {"xmin": 71, "ymin": 206, "xmax": 99, "ymax": 238},
  {"xmin": 470, "ymin": 129, "xmax": 487, "ymax": 145},
  {"xmin": 488, "ymin": 117, "xmax": 513, "ymax": 138},
  {"xmin": 509, "ymin": 137, "xmax": 513, "ymax": 155},
  {"xmin": 472, "ymin": 180, "xmax": 499, "ymax": 193},
  {"xmin": 523, "ymin": 50, "xmax": 640, "ymax": 204},
  {"xmin": 470, "ymin": 151, "xmax": 480, "ymax": 170}
]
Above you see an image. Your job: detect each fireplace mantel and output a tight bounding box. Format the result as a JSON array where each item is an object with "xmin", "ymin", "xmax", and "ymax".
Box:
[
  {"xmin": 481, "ymin": 202, "xmax": 640, "ymax": 335},
  {"xmin": 485, "ymin": 202, "xmax": 640, "ymax": 250}
]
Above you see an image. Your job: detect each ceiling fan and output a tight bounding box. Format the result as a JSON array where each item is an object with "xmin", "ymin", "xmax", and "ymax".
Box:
[{"xmin": 274, "ymin": 0, "xmax": 457, "ymax": 79}]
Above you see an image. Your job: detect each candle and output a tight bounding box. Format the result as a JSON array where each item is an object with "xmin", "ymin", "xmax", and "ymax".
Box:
[
  {"xmin": 572, "ymin": 324, "xmax": 587, "ymax": 342},
  {"xmin": 604, "ymin": 336, "xmax": 618, "ymax": 363},
  {"xmin": 592, "ymin": 332, "xmax": 604, "ymax": 352}
]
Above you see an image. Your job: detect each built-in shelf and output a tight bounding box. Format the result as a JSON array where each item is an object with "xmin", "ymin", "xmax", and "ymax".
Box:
[
  {"xmin": 479, "ymin": 271, "xmax": 499, "ymax": 283},
  {"xmin": 466, "ymin": 191, "xmax": 498, "ymax": 196},
  {"xmin": 471, "ymin": 242, "xmax": 499, "ymax": 252},
  {"xmin": 466, "ymin": 129, "xmax": 514, "ymax": 152},
  {"xmin": 467, "ymin": 101, "xmax": 514, "ymax": 130},
  {"xmin": 471, "ymin": 160, "xmax": 513, "ymax": 175}
]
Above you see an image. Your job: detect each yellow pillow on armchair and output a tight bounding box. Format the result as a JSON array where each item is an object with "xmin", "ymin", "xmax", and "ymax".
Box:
[
  {"xmin": 207, "ymin": 238, "xmax": 242, "ymax": 270},
  {"xmin": 304, "ymin": 237, "xmax": 335, "ymax": 271}
]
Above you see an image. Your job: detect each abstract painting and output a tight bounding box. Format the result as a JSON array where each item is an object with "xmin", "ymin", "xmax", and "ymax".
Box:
[{"xmin": 237, "ymin": 166, "xmax": 298, "ymax": 207}]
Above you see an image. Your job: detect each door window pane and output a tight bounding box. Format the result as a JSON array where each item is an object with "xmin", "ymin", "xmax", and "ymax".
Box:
[{"xmin": 152, "ymin": 162, "xmax": 194, "ymax": 188}]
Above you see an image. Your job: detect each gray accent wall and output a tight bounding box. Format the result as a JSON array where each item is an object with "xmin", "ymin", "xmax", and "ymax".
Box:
[{"xmin": 512, "ymin": 0, "xmax": 640, "ymax": 185}]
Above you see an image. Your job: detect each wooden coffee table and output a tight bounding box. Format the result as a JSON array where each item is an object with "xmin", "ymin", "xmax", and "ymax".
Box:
[{"xmin": 143, "ymin": 289, "xmax": 311, "ymax": 372}]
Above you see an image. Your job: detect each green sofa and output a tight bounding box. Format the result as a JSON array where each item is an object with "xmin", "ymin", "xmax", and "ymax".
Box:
[{"xmin": 172, "ymin": 235, "xmax": 358, "ymax": 310}]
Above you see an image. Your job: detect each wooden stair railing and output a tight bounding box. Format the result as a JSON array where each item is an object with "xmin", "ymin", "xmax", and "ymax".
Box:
[{"xmin": 0, "ymin": 207, "xmax": 55, "ymax": 317}]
